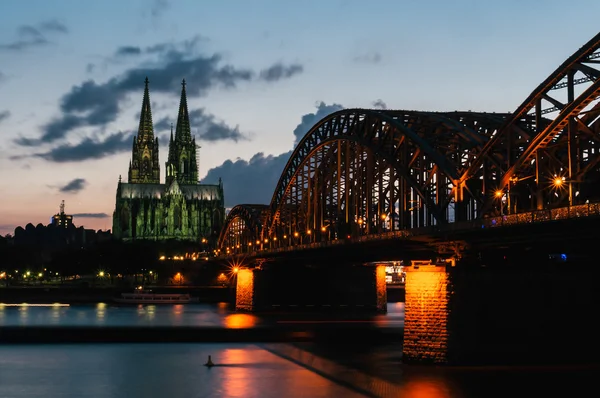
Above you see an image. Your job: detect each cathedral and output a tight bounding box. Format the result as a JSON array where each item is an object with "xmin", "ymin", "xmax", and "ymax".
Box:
[{"xmin": 112, "ymin": 78, "xmax": 225, "ymax": 244}]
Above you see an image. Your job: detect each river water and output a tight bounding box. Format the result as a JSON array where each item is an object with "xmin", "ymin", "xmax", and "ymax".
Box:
[{"xmin": 0, "ymin": 302, "xmax": 597, "ymax": 397}]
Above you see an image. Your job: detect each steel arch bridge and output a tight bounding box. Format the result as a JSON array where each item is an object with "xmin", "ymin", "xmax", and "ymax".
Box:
[{"xmin": 217, "ymin": 32, "xmax": 600, "ymax": 256}]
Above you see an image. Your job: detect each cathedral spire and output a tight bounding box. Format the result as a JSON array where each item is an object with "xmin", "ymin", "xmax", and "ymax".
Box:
[
  {"xmin": 175, "ymin": 78, "xmax": 192, "ymax": 142},
  {"xmin": 128, "ymin": 78, "xmax": 160, "ymax": 184},
  {"xmin": 138, "ymin": 77, "xmax": 154, "ymax": 140},
  {"xmin": 166, "ymin": 78, "xmax": 198, "ymax": 185}
]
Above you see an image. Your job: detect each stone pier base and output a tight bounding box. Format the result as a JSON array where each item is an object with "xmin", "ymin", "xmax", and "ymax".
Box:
[{"xmin": 403, "ymin": 263, "xmax": 600, "ymax": 365}]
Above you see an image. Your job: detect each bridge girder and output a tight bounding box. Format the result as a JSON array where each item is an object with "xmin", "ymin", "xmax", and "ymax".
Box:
[
  {"xmin": 459, "ymin": 32, "xmax": 600, "ymax": 213},
  {"xmin": 217, "ymin": 204, "xmax": 269, "ymax": 254},
  {"xmin": 218, "ymin": 31, "xmax": 600, "ymax": 257}
]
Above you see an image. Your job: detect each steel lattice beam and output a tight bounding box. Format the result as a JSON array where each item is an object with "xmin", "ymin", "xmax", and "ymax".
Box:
[{"xmin": 217, "ymin": 31, "xmax": 600, "ymax": 256}]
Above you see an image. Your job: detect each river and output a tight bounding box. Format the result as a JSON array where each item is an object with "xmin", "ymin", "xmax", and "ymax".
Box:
[{"xmin": 0, "ymin": 302, "xmax": 597, "ymax": 397}]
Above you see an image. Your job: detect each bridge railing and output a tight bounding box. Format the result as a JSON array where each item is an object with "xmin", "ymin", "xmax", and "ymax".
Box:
[{"xmin": 220, "ymin": 202, "xmax": 600, "ymax": 258}]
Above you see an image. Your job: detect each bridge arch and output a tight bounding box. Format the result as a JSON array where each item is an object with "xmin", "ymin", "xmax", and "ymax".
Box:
[
  {"xmin": 265, "ymin": 109, "xmax": 502, "ymax": 242},
  {"xmin": 216, "ymin": 32, "xmax": 600, "ymax": 256},
  {"xmin": 217, "ymin": 204, "xmax": 269, "ymax": 254},
  {"xmin": 460, "ymin": 32, "xmax": 600, "ymax": 213}
]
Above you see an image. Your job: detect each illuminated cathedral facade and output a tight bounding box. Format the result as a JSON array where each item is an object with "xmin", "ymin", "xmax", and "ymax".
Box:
[{"xmin": 112, "ymin": 78, "xmax": 225, "ymax": 243}]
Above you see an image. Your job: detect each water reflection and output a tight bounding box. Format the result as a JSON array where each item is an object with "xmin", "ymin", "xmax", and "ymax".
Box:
[
  {"xmin": 96, "ymin": 303, "xmax": 106, "ymax": 323},
  {"xmin": 0, "ymin": 344, "xmax": 365, "ymax": 398},
  {"xmin": 0, "ymin": 302, "xmax": 404, "ymax": 329},
  {"xmin": 19, "ymin": 305, "xmax": 27, "ymax": 322},
  {"xmin": 216, "ymin": 301, "xmax": 229, "ymax": 314},
  {"xmin": 224, "ymin": 314, "xmax": 257, "ymax": 329},
  {"xmin": 399, "ymin": 377, "xmax": 454, "ymax": 398},
  {"xmin": 50, "ymin": 304, "xmax": 62, "ymax": 325},
  {"xmin": 219, "ymin": 348, "xmax": 253, "ymax": 397}
]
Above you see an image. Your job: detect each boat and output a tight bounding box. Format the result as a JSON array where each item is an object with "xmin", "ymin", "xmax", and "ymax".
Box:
[{"xmin": 113, "ymin": 286, "xmax": 196, "ymax": 304}]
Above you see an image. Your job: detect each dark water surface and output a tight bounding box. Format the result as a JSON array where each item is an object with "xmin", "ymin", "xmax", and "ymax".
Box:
[
  {"xmin": 1, "ymin": 302, "xmax": 598, "ymax": 397},
  {"xmin": 0, "ymin": 344, "xmax": 365, "ymax": 398},
  {"xmin": 0, "ymin": 301, "xmax": 404, "ymax": 328}
]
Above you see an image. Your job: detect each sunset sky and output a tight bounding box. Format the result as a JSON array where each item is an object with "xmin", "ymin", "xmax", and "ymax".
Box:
[{"xmin": 0, "ymin": 0, "xmax": 599, "ymax": 235}]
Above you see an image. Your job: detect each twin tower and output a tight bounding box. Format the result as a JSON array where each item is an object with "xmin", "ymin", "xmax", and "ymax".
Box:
[
  {"xmin": 128, "ymin": 77, "xmax": 198, "ymax": 185},
  {"xmin": 112, "ymin": 78, "xmax": 225, "ymax": 242}
]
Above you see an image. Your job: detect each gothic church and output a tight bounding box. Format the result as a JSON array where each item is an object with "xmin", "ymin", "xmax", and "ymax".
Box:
[{"xmin": 112, "ymin": 78, "xmax": 225, "ymax": 243}]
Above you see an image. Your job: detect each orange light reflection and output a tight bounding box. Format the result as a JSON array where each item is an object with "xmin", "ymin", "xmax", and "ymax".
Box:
[{"xmin": 223, "ymin": 313, "xmax": 258, "ymax": 329}]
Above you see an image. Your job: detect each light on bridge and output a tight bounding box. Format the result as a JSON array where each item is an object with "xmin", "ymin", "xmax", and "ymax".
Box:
[
  {"xmin": 321, "ymin": 226, "xmax": 326, "ymax": 232},
  {"xmin": 294, "ymin": 232, "xmax": 299, "ymax": 237},
  {"xmin": 495, "ymin": 190, "xmax": 503, "ymax": 198},
  {"xmin": 264, "ymin": 239, "xmax": 268, "ymax": 243},
  {"xmin": 553, "ymin": 177, "xmax": 564, "ymax": 187},
  {"xmin": 381, "ymin": 213, "xmax": 387, "ymax": 220},
  {"xmin": 307, "ymin": 230, "xmax": 311, "ymax": 235}
]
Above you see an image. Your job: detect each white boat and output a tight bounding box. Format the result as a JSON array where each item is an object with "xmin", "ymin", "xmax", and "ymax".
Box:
[{"xmin": 114, "ymin": 287, "xmax": 195, "ymax": 304}]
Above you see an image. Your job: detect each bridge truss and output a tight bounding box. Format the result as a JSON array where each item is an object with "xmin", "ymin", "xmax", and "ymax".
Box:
[{"xmin": 218, "ymin": 32, "xmax": 600, "ymax": 255}]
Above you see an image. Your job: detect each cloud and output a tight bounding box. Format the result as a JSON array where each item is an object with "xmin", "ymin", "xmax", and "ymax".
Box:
[
  {"xmin": 353, "ymin": 52, "xmax": 382, "ymax": 64},
  {"xmin": 0, "ymin": 19, "xmax": 68, "ymax": 51},
  {"xmin": 16, "ymin": 37, "xmax": 303, "ymax": 149},
  {"xmin": 259, "ymin": 63, "xmax": 304, "ymax": 82},
  {"xmin": 115, "ymin": 46, "xmax": 143, "ymax": 57},
  {"xmin": 203, "ymin": 102, "xmax": 344, "ymax": 206},
  {"xmin": 203, "ymin": 152, "xmax": 291, "ymax": 206},
  {"xmin": 292, "ymin": 101, "xmax": 344, "ymax": 146},
  {"xmin": 150, "ymin": 0, "xmax": 170, "ymax": 18},
  {"xmin": 72, "ymin": 213, "xmax": 110, "ymax": 218},
  {"xmin": 372, "ymin": 99, "xmax": 387, "ymax": 109},
  {"xmin": 38, "ymin": 20, "xmax": 68, "ymax": 34},
  {"xmin": 59, "ymin": 178, "xmax": 87, "ymax": 193},
  {"xmin": 155, "ymin": 108, "xmax": 248, "ymax": 142},
  {"xmin": 0, "ymin": 110, "xmax": 10, "ymax": 123},
  {"xmin": 29, "ymin": 131, "xmax": 134, "ymax": 163}
]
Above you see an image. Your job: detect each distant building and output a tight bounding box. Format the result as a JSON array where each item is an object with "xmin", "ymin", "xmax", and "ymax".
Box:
[
  {"xmin": 51, "ymin": 200, "xmax": 73, "ymax": 228},
  {"xmin": 112, "ymin": 78, "xmax": 225, "ymax": 244}
]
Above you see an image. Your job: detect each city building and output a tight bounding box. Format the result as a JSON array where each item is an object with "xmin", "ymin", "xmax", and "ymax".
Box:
[
  {"xmin": 51, "ymin": 200, "xmax": 73, "ymax": 228},
  {"xmin": 112, "ymin": 78, "xmax": 225, "ymax": 244}
]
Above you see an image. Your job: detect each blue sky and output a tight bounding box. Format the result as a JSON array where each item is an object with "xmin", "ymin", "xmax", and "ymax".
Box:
[{"xmin": 0, "ymin": 0, "xmax": 599, "ymax": 235}]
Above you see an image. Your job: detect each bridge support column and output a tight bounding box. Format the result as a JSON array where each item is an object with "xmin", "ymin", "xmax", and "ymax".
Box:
[
  {"xmin": 235, "ymin": 268, "xmax": 259, "ymax": 312},
  {"xmin": 402, "ymin": 264, "xmax": 450, "ymax": 364},
  {"xmin": 403, "ymin": 260, "xmax": 600, "ymax": 365}
]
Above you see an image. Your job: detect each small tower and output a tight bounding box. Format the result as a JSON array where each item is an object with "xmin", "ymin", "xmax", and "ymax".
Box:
[
  {"xmin": 128, "ymin": 77, "xmax": 160, "ymax": 184},
  {"xmin": 51, "ymin": 200, "xmax": 73, "ymax": 228}
]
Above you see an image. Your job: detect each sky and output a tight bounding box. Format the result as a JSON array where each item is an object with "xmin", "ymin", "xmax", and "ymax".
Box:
[{"xmin": 0, "ymin": 0, "xmax": 599, "ymax": 236}]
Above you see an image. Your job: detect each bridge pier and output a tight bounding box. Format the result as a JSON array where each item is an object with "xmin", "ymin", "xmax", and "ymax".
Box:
[
  {"xmin": 403, "ymin": 259, "xmax": 600, "ymax": 365},
  {"xmin": 235, "ymin": 263, "xmax": 387, "ymax": 313}
]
